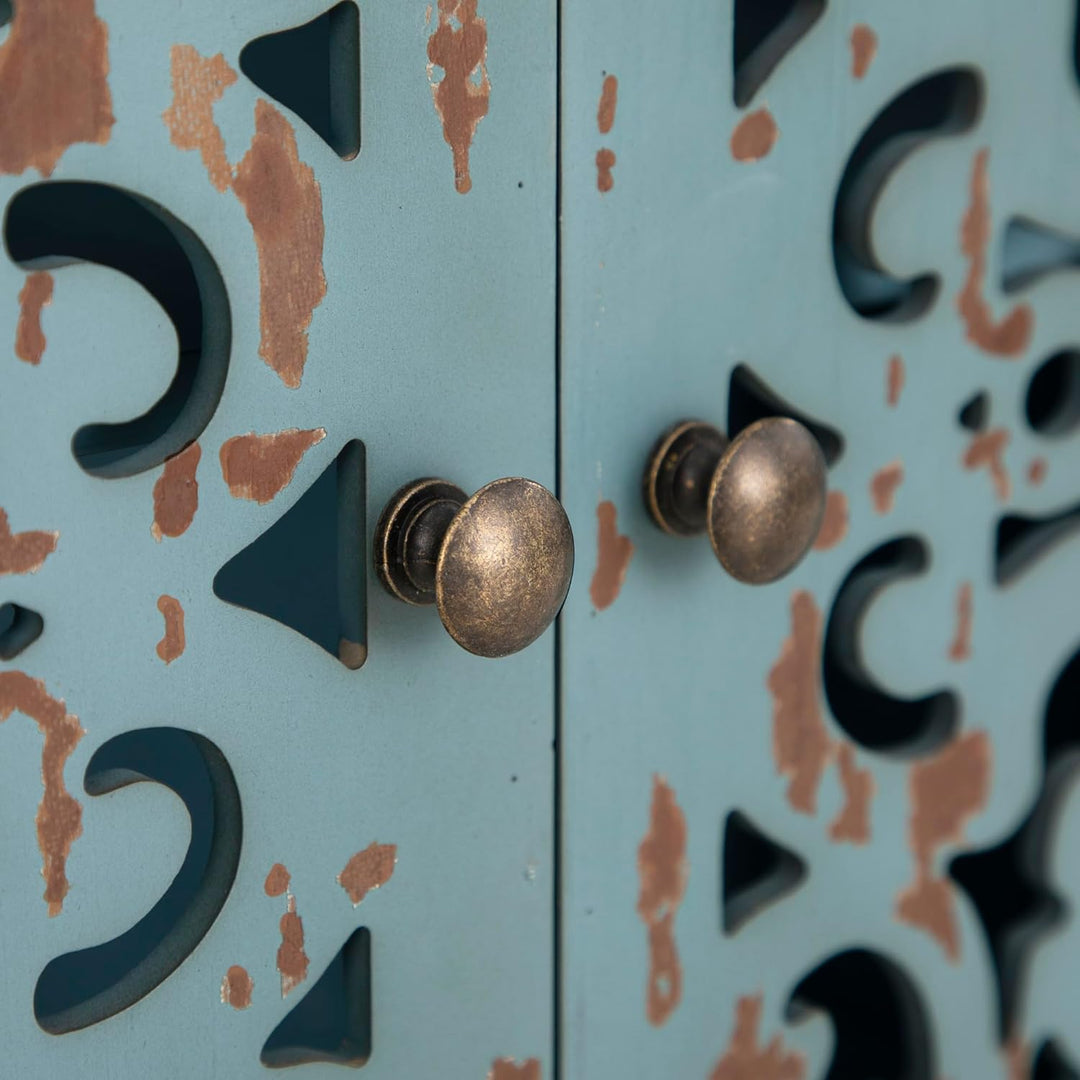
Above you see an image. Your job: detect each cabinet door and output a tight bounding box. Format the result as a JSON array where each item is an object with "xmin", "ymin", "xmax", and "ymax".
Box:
[
  {"xmin": 559, "ymin": 2, "xmax": 1080, "ymax": 1077},
  {"xmin": 0, "ymin": 1, "xmax": 557, "ymax": 1075}
]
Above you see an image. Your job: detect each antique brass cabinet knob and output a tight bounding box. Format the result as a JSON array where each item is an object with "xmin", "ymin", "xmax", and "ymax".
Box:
[
  {"xmin": 375, "ymin": 477, "xmax": 574, "ymax": 658},
  {"xmin": 644, "ymin": 417, "xmax": 826, "ymax": 584}
]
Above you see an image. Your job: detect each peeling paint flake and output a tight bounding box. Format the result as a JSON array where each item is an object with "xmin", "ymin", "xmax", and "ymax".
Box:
[
  {"xmin": 886, "ymin": 354, "xmax": 904, "ymax": 407},
  {"xmin": 709, "ymin": 995, "xmax": 805, "ymax": 1080},
  {"xmin": 338, "ymin": 841, "xmax": 397, "ymax": 905},
  {"xmin": 219, "ymin": 428, "xmax": 325, "ymax": 504},
  {"xmin": 596, "ymin": 148, "xmax": 616, "ymax": 193},
  {"xmin": 597, "ymin": 74, "xmax": 618, "ymax": 134},
  {"xmin": 221, "ymin": 964, "xmax": 253, "ymax": 1009},
  {"xmin": 151, "ymin": 442, "xmax": 201, "ymax": 541},
  {"xmin": 162, "ymin": 45, "xmax": 238, "ymax": 193},
  {"xmin": 0, "ymin": 508, "xmax": 58, "ymax": 575},
  {"xmin": 233, "ymin": 100, "xmax": 326, "ymax": 389},
  {"xmin": 264, "ymin": 862, "xmax": 291, "ymax": 897},
  {"xmin": 956, "ymin": 150, "xmax": 1034, "ymax": 358},
  {"xmin": 948, "ymin": 583, "xmax": 973, "ymax": 662},
  {"xmin": 731, "ymin": 109, "xmax": 778, "ymax": 163},
  {"xmin": 896, "ymin": 730, "xmax": 991, "ymax": 959},
  {"xmin": 1027, "ymin": 458, "xmax": 1047, "ymax": 487},
  {"xmin": 0, "ymin": 0, "xmax": 114, "ymax": 177},
  {"xmin": 15, "ymin": 272, "xmax": 54, "ymax": 365},
  {"xmin": 850, "ymin": 24, "xmax": 877, "ymax": 80},
  {"xmin": 637, "ymin": 774, "xmax": 688, "ymax": 1026},
  {"xmin": 812, "ymin": 491, "xmax": 848, "ymax": 551},
  {"xmin": 963, "ymin": 427, "xmax": 1010, "ymax": 501},
  {"xmin": 828, "ymin": 743, "xmax": 874, "ymax": 845},
  {"xmin": 590, "ymin": 499, "xmax": 633, "ymax": 610},
  {"xmin": 427, "ymin": 0, "xmax": 490, "ymax": 194},
  {"xmin": 0, "ymin": 672, "xmax": 85, "ymax": 915},
  {"xmin": 870, "ymin": 461, "xmax": 903, "ymax": 514},
  {"xmin": 767, "ymin": 591, "xmax": 832, "ymax": 815},
  {"xmin": 277, "ymin": 893, "xmax": 309, "ymax": 997},
  {"xmin": 156, "ymin": 595, "xmax": 186, "ymax": 664},
  {"xmin": 489, "ymin": 1060, "xmax": 541, "ymax": 1080}
]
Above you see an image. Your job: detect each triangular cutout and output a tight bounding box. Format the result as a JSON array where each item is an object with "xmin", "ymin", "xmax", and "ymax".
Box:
[
  {"xmin": 213, "ymin": 440, "xmax": 367, "ymax": 669},
  {"xmin": 727, "ymin": 364, "xmax": 844, "ymax": 465},
  {"xmin": 957, "ymin": 391, "xmax": 989, "ymax": 432},
  {"xmin": 1035, "ymin": 1039, "xmax": 1080, "ymax": 1080},
  {"xmin": 240, "ymin": 2, "xmax": 361, "ymax": 160},
  {"xmin": 261, "ymin": 927, "xmax": 372, "ymax": 1069},
  {"xmin": 722, "ymin": 810, "xmax": 808, "ymax": 935},
  {"xmin": 0, "ymin": 602, "xmax": 43, "ymax": 660},
  {"xmin": 1002, "ymin": 217, "xmax": 1080, "ymax": 295},
  {"xmin": 732, "ymin": 0, "xmax": 826, "ymax": 108}
]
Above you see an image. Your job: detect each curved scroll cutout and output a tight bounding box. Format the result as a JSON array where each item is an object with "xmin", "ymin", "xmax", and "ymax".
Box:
[
  {"xmin": 34, "ymin": 728, "xmax": 242, "ymax": 1034},
  {"xmin": 786, "ymin": 948, "xmax": 934, "ymax": 1080},
  {"xmin": 732, "ymin": 0, "xmax": 826, "ymax": 108},
  {"xmin": 4, "ymin": 182, "xmax": 231, "ymax": 479},
  {"xmin": 833, "ymin": 68, "xmax": 982, "ymax": 321},
  {"xmin": 1035, "ymin": 1039, "xmax": 1080, "ymax": 1080},
  {"xmin": 949, "ymin": 643, "xmax": 1080, "ymax": 1043},
  {"xmin": 1026, "ymin": 349, "xmax": 1080, "ymax": 437},
  {"xmin": 823, "ymin": 537, "xmax": 958, "ymax": 755}
]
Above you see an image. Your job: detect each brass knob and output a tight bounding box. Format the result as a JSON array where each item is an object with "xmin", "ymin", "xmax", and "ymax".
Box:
[
  {"xmin": 644, "ymin": 417, "xmax": 827, "ymax": 584},
  {"xmin": 375, "ymin": 477, "xmax": 574, "ymax": 658}
]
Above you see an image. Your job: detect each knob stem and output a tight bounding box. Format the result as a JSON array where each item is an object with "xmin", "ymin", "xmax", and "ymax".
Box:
[{"xmin": 645, "ymin": 421, "xmax": 728, "ymax": 536}]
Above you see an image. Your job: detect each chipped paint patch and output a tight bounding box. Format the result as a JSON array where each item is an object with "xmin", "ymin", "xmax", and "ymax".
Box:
[
  {"xmin": 152, "ymin": 442, "xmax": 200, "ymax": 541},
  {"xmin": 948, "ymin": 583, "xmax": 973, "ymax": 662},
  {"xmin": 708, "ymin": 995, "xmax": 805, "ymax": 1080},
  {"xmin": 956, "ymin": 150, "xmax": 1034, "ymax": 358},
  {"xmin": 233, "ymin": 101, "xmax": 326, "ymax": 389},
  {"xmin": 870, "ymin": 461, "xmax": 903, "ymax": 514},
  {"xmin": 0, "ymin": 672, "xmax": 85, "ymax": 915},
  {"xmin": 0, "ymin": 0, "xmax": 114, "ymax": 177},
  {"xmin": 767, "ymin": 591, "xmax": 832, "ymax": 815},
  {"xmin": 886, "ymin": 354, "xmax": 904, "ymax": 407},
  {"xmin": 156, "ymin": 595, "xmax": 186, "ymax": 664},
  {"xmin": 219, "ymin": 428, "xmax": 326, "ymax": 504},
  {"xmin": 637, "ymin": 775, "xmax": 687, "ymax": 1026},
  {"xmin": 15, "ymin": 272, "xmax": 53, "ymax": 365},
  {"xmin": 427, "ymin": 0, "xmax": 490, "ymax": 194},
  {"xmin": 277, "ymin": 893, "xmax": 309, "ymax": 997},
  {"xmin": 730, "ymin": 109, "xmax": 778, "ymax": 162},
  {"xmin": 264, "ymin": 862, "xmax": 291, "ymax": 897},
  {"xmin": 849, "ymin": 24, "xmax": 877, "ymax": 80},
  {"xmin": 812, "ymin": 491, "xmax": 848, "ymax": 551},
  {"xmin": 0, "ymin": 508, "xmax": 58, "ymax": 575},
  {"xmin": 1004, "ymin": 1035, "xmax": 1031, "ymax": 1080},
  {"xmin": 488, "ymin": 1060, "xmax": 541, "ymax": 1080},
  {"xmin": 963, "ymin": 428, "xmax": 1010, "ymax": 501},
  {"xmin": 590, "ymin": 499, "xmax": 633, "ymax": 610},
  {"xmin": 162, "ymin": 45, "xmax": 238, "ymax": 193},
  {"xmin": 221, "ymin": 964, "xmax": 253, "ymax": 1009},
  {"xmin": 896, "ymin": 730, "xmax": 991, "ymax": 959},
  {"xmin": 596, "ymin": 148, "xmax": 616, "ymax": 193},
  {"xmin": 338, "ymin": 842, "xmax": 397, "ymax": 906},
  {"xmin": 597, "ymin": 74, "xmax": 618, "ymax": 134},
  {"xmin": 1027, "ymin": 458, "xmax": 1047, "ymax": 487},
  {"xmin": 828, "ymin": 743, "xmax": 874, "ymax": 845}
]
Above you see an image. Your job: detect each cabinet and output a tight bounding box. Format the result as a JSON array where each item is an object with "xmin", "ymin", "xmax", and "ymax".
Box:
[{"xmin": 2, "ymin": 1, "xmax": 1079, "ymax": 1077}]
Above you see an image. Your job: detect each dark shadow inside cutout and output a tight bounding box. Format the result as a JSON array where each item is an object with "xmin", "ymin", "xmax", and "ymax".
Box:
[
  {"xmin": 785, "ymin": 948, "xmax": 934, "ymax": 1080},
  {"xmin": 3, "ymin": 182, "xmax": 231, "ymax": 479},
  {"xmin": 727, "ymin": 364, "xmax": 844, "ymax": 465},
  {"xmin": 1026, "ymin": 349, "xmax": 1080, "ymax": 437},
  {"xmin": 995, "ymin": 502, "xmax": 1080, "ymax": 588},
  {"xmin": 213, "ymin": 440, "xmax": 367, "ymax": 669},
  {"xmin": 823, "ymin": 536, "xmax": 958, "ymax": 756},
  {"xmin": 240, "ymin": 2, "xmax": 361, "ymax": 160},
  {"xmin": 1034, "ymin": 1039, "xmax": 1080, "ymax": 1080},
  {"xmin": 0, "ymin": 602, "xmax": 42, "ymax": 660},
  {"xmin": 732, "ymin": 0, "xmax": 826, "ymax": 108},
  {"xmin": 261, "ymin": 927, "xmax": 372, "ymax": 1069},
  {"xmin": 957, "ymin": 391, "xmax": 989, "ymax": 432},
  {"xmin": 833, "ymin": 67, "xmax": 982, "ymax": 322},
  {"xmin": 949, "ymin": 643, "xmax": 1080, "ymax": 1044},
  {"xmin": 721, "ymin": 810, "xmax": 807, "ymax": 935},
  {"xmin": 1002, "ymin": 218, "xmax": 1080, "ymax": 295},
  {"xmin": 34, "ymin": 727, "xmax": 242, "ymax": 1035},
  {"xmin": 0, "ymin": 1, "xmax": 10, "ymax": 27}
]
